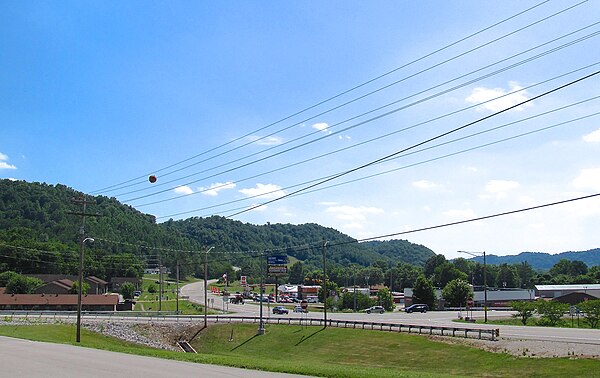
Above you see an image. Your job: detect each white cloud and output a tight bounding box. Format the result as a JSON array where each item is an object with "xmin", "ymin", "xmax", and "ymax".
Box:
[
  {"xmin": 465, "ymin": 81, "xmax": 532, "ymax": 112},
  {"xmin": 318, "ymin": 201, "xmax": 339, "ymax": 206},
  {"xmin": 572, "ymin": 167, "xmax": 600, "ymax": 191},
  {"xmin": 248, "ymin": 135, "xmax": 283, "ymax": 146},
  {"xmin": 0, "ymin": 152, "xmax": 16, "ymax": 170},
  {"xmin": 442, "ymin": 208, "xmax": 476, "ymax": 219},
  {"xmin": 200, "ymin": 182, "xmax": 236, "ymax": 196},
  {"xmin": 583, "ymin": 128, "xmax": 600, "ymax": 143},
  {"xmin": 326, "ymin": 205, "xmax": 384, "ymax": 221},
  {"xmin": 312, "ymin": 122, "xmax": 331, "ymax": 134},
  {"xmin": 174, "ymin": 185, "xmax": 194, "ymax": 195},
  {"xmin": 239, "ymin": 183, "xmax": 286, "ymax": 199},
  {"xmin": 485, "ymin": 180, "xmax": 520, "ymax": 193},
  {"xmin": 481, "ymin": 180, "xmax": 520, "ymax": 199},
  {"xmin": 412, "ymin": 180, "xmax": 437, "ymax": 189}
]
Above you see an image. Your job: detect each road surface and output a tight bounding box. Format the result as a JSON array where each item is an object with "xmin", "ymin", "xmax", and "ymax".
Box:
[
  {"xmin": 0, "ymin": 336, "xmax": 312, "ymax": 378},
  {"xmin": 180, "ymin": 280, "xmax": 600, "ymax": 345}
]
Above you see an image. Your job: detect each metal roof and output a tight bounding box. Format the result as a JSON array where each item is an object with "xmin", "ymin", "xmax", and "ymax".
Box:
[{"xmin": 535, "ymin": 284, "xmax": 600, "ymax": 291}]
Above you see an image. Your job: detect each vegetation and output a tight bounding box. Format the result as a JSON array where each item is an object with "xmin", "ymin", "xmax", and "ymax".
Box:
[
  {"xmin": 5, "ymin": 274, "xmax": 43, "ymax": 294},
  {"xmin": 578, "ymin": 300, "xmax": 600, "ymax": 329},
  {"xmin": 1, "ymin": 323, "xmax": 598, "ymax": 377},
  {"xmin": 119, "ymin": 282, "xmax": 136, "ymax": 300},
  {"xmin": 510, "ymin": 301, "xmax": 536, "ymax": 325},
  {"xmin": 412, "ymin": 274, "xmax": 436, "ymax": 308},
  {"xmin": 441, "ymin": 279, "xmax": 472, "ymax": 307}
]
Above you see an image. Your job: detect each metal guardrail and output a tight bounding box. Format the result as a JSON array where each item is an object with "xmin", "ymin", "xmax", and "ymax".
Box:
[{"xmin": 0, "ymin": 311, "xmax": 499, "ymax": 341}]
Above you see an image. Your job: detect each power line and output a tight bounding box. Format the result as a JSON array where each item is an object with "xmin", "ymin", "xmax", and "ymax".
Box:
[
  {"xmin": 122, "ymin": 28, "xmax": 600, "ymax": 203},
  {"xmin": 226, "ymin": 70, "xmax": 600, "ymax": 218},
  {"xmin": 91, "ymin": 1, "xmax": 556, "ymax": 196},
  {"xmin": 157, "ymin": 106, "xmax": 600, "ymax": 219},
  {"xmin": 140, "ymin": 62, "xmax": 600, "ymax": 210}
]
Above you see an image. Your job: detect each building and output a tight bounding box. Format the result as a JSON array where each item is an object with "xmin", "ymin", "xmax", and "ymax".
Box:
[
  {"xmin": 35, "ymin": 279, "xmax": 74, "ymax": 295},
  {"xmin": 535, "ymin": 284, "xmax": 600, "ymax": 300},
  {"xmin": 0, "ymin": 294, "xmax": 119, "ymax": 311}
]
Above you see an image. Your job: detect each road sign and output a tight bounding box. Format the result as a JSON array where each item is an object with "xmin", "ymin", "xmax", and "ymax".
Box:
[
  {"xmin": 467, "ymin": 298, "xmax": 474, "ymax": 307},
  {"xmin": 267, "ymin": 255, "xmax": 288, "ymax": 265},
  {"xmin": 268, "ymin": 265, "xmax": 288, "ymax": 275},
  {"xmin": 240, "ymin": 276, "xmax": 247, "ymax": 285}
]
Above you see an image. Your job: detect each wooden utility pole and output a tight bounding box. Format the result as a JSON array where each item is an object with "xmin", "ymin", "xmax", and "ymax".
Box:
[{"xmin": 69, "ymin": 196, "xmax": 99, "ymax": 343}]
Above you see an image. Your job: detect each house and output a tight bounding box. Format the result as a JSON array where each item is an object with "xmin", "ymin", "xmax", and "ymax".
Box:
[
  {"xmin": 86, "ymin": 276, "xmax": 109, "ymax": 294},
  {"xmin": 552, "ymin": 292, "xmax": 598, "ymax": 305},
  {"xmin": 35, "ymin": 279, "xmax": 74, "ymax": 295},
  {"xmin": 0, "ymin": 294, "xmax": 119, "ymax": 311}
]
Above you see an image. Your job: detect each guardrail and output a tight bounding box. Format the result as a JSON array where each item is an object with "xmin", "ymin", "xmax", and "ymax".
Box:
[{"xmin": 0, "ymin": 311, "xmax": 499, "ymax": 341}]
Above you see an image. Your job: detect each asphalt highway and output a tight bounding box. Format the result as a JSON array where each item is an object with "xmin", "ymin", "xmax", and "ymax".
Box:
[
  {"xmin": 0, "ymin": 336, "xmax": 313, "ymax": 378},
  {"xmin": 181, "ymin": 280, "xmax": 600, "ymax": 345}
]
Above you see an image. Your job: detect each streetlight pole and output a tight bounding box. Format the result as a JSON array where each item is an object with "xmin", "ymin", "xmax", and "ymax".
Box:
[
  {"xmin": 457, "ymin": 250, "xmax": 487, "ymax": 323},
  {"xmin": 77, "ymin": 236, "xmax": 94, "ymax": 343},
  {"xmin": 204, "ymin": 246, "xmax": 214, "ymax": 329},
  {"xmin": 258, "ymin": 252, "xmax": 265, "ymax": 335},
  {"xmin": 322, "ymin": 240, "xmax": 329, "ymax": 328}
]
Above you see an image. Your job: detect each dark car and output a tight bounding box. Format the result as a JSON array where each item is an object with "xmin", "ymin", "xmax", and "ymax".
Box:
[
  {"xmin": 272, "ymin": 306, "xmax": 289, "ymax": 315},
  {"xmin": 405, "ymin": 304, "xmax": 428, "ymax": 313},
  {"xmin": 364, "ymin": 305, "xmax": 385, "ymax": 314}
]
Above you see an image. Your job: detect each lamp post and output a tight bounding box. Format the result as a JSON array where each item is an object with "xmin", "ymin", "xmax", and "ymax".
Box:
[
  {"xmin": 76, "ymin": 236, "xmax": 94, "ymax": 343},
  {"xmin": 457, "ymin": 250, "xmax": 487, "ymax": 323},
  {"xmin": 204, "ymin": 246, "xmax": 214, "ymax": 329}
]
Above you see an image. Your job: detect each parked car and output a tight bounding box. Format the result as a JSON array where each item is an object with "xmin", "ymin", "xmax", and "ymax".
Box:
[
  {"xmin": 364, "ymin": 305, "xmax": 385, "ymax": 314},
  {"xmin": 133, "ymin": 291, "xmax": 141, "ymax": 297},
  {"xmin": 272, "ymin": 306, "xmax": 289, "ymax": 315},
  {"xmin": 405, "ymin": 304, "xmax": 428, "ymax": 313},
  {"xmin": 306, "ymin": 296, "xmax": 319, "ymax": 303},
  {"xmin": 293, "ymin": 305, "xmax": 307, "ymax": 313}
]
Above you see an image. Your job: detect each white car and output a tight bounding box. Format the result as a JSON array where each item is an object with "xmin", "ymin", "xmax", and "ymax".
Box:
[{"xmin": 293, "ymin": 305, "xmax": 307, "ymax": 313}]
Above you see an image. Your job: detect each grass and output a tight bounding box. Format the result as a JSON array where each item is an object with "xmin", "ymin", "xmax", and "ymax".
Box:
[
  {"xmin": 1, "ymin": 322, "xmax": 598, "ymax": 377},
  {"xmin": 457, "ymin": 315, "xmax": 596, "ymax": 329}
]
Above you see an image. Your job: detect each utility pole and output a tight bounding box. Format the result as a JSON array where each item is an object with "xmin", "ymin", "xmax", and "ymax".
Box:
[
  {"xmin": 158, "ymin": 253, "xmax": 162, "ymax": 312},
  {"xmin": 457, "ymin": 250, "xmax": 487, "ymax": 323},
  {"xmin": 176, "ymin": 259, "xmax": 180, "ymax": 314},
  {"xmin": 69, "ymin": 196, "xmax": 99, "ymax": 343},
  {"xmin": 204, "ymin": 246, "xmax": 213, "ymax": 329},
  {"xmin": 322, "ymin": 240, "xmax": 328, "ymax": 328}
]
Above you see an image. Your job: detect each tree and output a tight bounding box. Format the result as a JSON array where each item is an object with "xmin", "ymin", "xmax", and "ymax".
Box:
[
  {"xmin": 5, "ymin": 275, "xmax": 43, "ymax": 294},
  {"xmin": 549, "ymin": 259, "xmax": 588, "ymax": 277},
  {"xmin": 288, "ymin": 261, "xmax": 304, "ymax": 284},
  {"xmin": 442, "ymin": 279, "xmax": 472, "ymax": 307},
  {"xmin": 495, "ymin": 263, "xmax": 518, "ymax": 288},
  {"xmin": 579, "ymin": 300, "xmax": 600, "ymax": 329},
  {"xmin": 70, "ymin": 281, "xmax": 90, "ymax": 295},
  {"xmin": 147, "ymin": 283, "xmax": 157, "ymax": 294},
  {"xmin": 119, "ymin": 281, "xmax": 136, "ymax": 300},
  {"xmin": 0, "ymin": 271, "xmax": 19, "ymax": 286},
  {"xmin": 511, "ymin": 301, "xmax": 536, "ymax": 325},
  {"xmin": 515, "ymin": 262, "xmax": 535, "ymax": 289},
  {"xmin": 535, "ymin": 300, "xmax": 568, "ymax": 326},
  {"xmin": 412, "ymin": 275, "xmax": 436, "ymax": 309},
  {"xmin": 434, "ymin": 263, "xmax": 467, "ymax": 287},
  {"xmin": 376, "ymin": 287, "xmax": 394, "ymax": 311},
  {"xmin": 424, "ymin": 254, "xmax": 446, "ymax": 278}
]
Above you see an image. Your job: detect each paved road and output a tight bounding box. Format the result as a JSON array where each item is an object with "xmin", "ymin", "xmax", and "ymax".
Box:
[
  {"xmin": 180, "ymin": 280, "xmax": 600, "ymax": 344},
  {"xmin": 0, "ymin": 336, "xmax": 312, "ymax": 378}
]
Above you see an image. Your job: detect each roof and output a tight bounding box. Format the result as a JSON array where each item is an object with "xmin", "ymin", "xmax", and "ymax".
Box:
[
  {"xmin": 0, "ymin": 294, "xmax": 119, "ymax": 306},
  {"xmin": 86, "ymin": 276, "xmax": 108, "ymax": 285},
  {"xmin": 535, "ymin": 284, "xmax": 600, "ymax": 291}
]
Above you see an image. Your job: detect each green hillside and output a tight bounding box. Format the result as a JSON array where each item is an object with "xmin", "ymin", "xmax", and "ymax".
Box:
[{"xmin": 0, "ymin": 179, "xmax": 435, "ymax": 284}]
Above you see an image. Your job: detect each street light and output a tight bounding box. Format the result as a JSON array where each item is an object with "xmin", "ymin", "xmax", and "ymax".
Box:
[
  {"xmin": 457, "ymin": 250, "xmax": 487, "ymax": 323},
  {"xmin": 76, "ymin": 237, "xmax": 94, "ymax": 343},
  {"xmin": 204, "ymin": 246, "xmax": 214, "ymax": 329}
]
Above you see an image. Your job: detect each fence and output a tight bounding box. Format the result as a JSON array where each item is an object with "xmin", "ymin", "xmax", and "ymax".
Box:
[{"xmin": 1, "ymin": 311, "xmax": 499, "ymax": 341}]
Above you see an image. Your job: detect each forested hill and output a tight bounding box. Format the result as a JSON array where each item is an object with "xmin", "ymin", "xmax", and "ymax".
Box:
[
  {"xmin": 468, "ymin": 249, "xmax": 600, "ymax": 270},
  {"xmin": 0, "ymin": 179, "xmax": 435, "ymax": 278}
]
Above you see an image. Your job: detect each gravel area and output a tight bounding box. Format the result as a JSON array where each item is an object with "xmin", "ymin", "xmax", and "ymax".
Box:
[{"xmin": 432, "ymin": 336, "xmax": 600, "ymax": 359}]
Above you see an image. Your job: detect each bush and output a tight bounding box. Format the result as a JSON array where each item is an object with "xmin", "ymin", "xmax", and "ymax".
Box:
[{"xmin": 147, "ymin": 283, "xmax": 157, "ymax": 294}]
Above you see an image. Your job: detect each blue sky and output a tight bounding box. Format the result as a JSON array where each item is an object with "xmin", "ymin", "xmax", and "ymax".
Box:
[{"xmin": 2, "ymin": 1, "xmax": 600, "ymax": 258}]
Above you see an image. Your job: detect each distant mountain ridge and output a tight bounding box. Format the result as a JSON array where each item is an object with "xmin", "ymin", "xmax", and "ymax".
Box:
[{"xmin": 467, "ymin": 249, "xmax": 600, "ymax": 271}]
